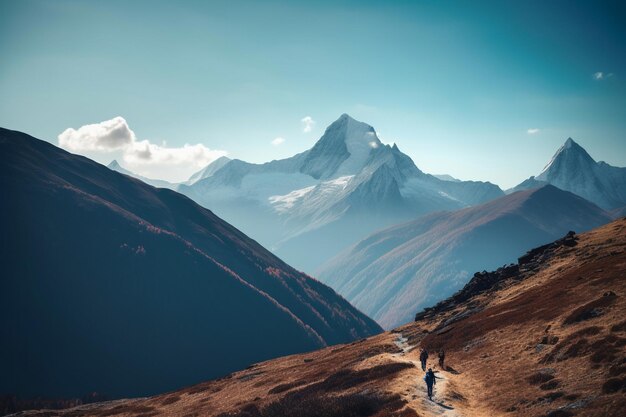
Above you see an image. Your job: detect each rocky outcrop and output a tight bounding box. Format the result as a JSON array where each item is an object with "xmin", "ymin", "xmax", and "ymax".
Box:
[{"xmin": 518, "ymin": 231, "xmax": 577, "ymax": 266}]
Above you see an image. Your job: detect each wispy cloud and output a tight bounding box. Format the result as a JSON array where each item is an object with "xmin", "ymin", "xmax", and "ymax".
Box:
[
  {"xmin": 594, "ymin": 71, "xmax": 614, "ymax": 80},
  {"xmin": 527, "ymin": 128, "xmax": 540, "ymax": 135},
  {"xmin": 58, "ymin": 117, "xmax": 227, "ymax": 182},
  {"xmin": 271, "ymin": 137, "xmax": 285, "ymax": 146},
  {"xmin": 301, "ymin": 116, "xmax": 315, "ymax": 133}
]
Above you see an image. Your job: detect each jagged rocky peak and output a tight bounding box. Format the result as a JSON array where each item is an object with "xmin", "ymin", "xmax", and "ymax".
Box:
[
  {"xmin": 323, "ymin": 113, "xmax": 382, "ymax": 152},
  {"xmin": 537, "ymin": 137, "xmax": 596, "ymax": 181},
  {"xmin": 511, "ymin": 137, "xmax": 626, "ymax": 210},
  {"xmin": 299, "ymin": 114, "xmax": 383, "ymax": 180},
  {"xmin": 347, "ymin": 162, "xmax": 404, "ymax": 211},
  {"xmin": 557, "ymin": 137, "xmax": 589, "ymax": 156},
  {"xmin": 360, "ymin": 140, "xmax": 424, "ymax": 183},
  {"xmin": 558, "ymin": 137, "xmax": 592, "ymax": 157}
]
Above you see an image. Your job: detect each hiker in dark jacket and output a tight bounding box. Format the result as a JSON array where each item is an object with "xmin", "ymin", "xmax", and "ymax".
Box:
[
  {"xmin": 419, "ymin": 348, "xmax": 429, "ymax": 371},
  {"xmin": 424, "ymin": 368, "xmax": 436, "ymax": 399},
  {"xmin": 438, "ymin": 349, "xmax": 445, "ymax": 369}
]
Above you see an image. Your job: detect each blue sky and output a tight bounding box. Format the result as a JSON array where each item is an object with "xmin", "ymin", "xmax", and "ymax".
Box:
[{"xmin": 1, "ymin": 0, "xmax": 625, "ymax": 186}]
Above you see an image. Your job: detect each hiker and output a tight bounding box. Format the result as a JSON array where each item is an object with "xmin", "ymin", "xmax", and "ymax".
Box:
[
  {"xmin": 419, "ymin": 348, "xmax": 429, "ymax": 371},
  {"xmin": 424, "ymin": 368, "xmax": 436, "ymax": 399},
  {"xmin": 438, "ymin": 349, "xmax": 445, "ymax": 369}
]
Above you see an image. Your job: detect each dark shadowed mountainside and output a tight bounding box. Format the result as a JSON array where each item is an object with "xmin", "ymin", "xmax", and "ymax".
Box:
[{"xmin": 0, "ymin": 128, "xmax": 381, "ymax": 402}]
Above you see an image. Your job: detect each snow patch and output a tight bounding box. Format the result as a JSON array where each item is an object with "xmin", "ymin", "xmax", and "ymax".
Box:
[
  {"xmin": 240, "ymin": 173, "xmax": 317, "ymax": 203},
  {"xmin": 269, "ymin": 175, "xmax": 354, "ymax": 214},
  {"xmin": 437, "ymin": 190, "xmax": 461, "ymax": 203},
  {"xmin": 269, "ymin": 186, "xmax": 316, "ymax": 212}
]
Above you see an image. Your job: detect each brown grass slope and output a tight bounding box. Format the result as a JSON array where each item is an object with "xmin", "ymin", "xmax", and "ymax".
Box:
[{"xmin": 13, "ymin": 218, "xmax": 626, "ymax": 417}]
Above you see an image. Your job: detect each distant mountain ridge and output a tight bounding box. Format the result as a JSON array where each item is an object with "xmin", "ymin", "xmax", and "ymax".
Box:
[
  {"xmin": 107, "ymin": 159, "xmax": 178, "ymax": 189},
  {"xmin": 179, "ymin": 114, "xmax": 504, "ymax": 271},
  {"xmin": 433, "ymin": 173, "xmax": 461, "ymax": 182},
  {"xmin": 510, "ymin": 137, "xmax": 626, "ymax": 210},
  {"xmin": 317, "ymin": 185, "xmax": 612, "ymax": 328},
  {"xmin": 186, "ymin": 156, "xmax": 232, "ymax": 184},
  {"xmin": 0, "ymin": 127, "xmax": 381, "ymax": 400},
  {"xmin": 107, "ymin": 156, "xmax": 233, "ymax": 188}
]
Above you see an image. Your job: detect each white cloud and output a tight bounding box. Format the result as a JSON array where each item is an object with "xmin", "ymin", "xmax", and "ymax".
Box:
[
  {"xmin": 271, "ymin": 137, "xmax": 285, "ymax": 146},
  {"xmin": 58, "ymin": 117, "xmax": 227, "ymax": 182},
  {"xmin": 527, "ymin": 128, "xmax": 540, "ymax": 135},
  {"xmin": 301, "ymin": 116, "xmax": 315, "ymax": 133},
  {"xmin": 594, "ymin": 71, "xmax": 614, "ymax": 80},
  {"xmin": 59, "ymin": 117, "xmax": 135, "ymax": 151}
]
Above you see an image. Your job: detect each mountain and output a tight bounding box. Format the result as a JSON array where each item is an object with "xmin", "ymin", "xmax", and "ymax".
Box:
[
  {"xmin": 109, "ymin": 157, "xmax": 233, "ymax": 189},
  {"xmin": 22, "ymin": 219, "xmax": 626, "ymax": 417},
  {"xmin": 433, "ymin": 174, "xmax": 460, "ymax": 182},
  {"xmin": 107, "ymin": 159, "xmax": 178, "ymax": 189},
  {"xmin": 186, "ymin": 156, "xmax": 231, "ymax": 184},
  {"xmin": 510, "ymin": 137, "xmax": 626, "ymax": 210},
  {"xmin": 0, "ymin": 128, "xmax": 381, "ymax": 402},
  {"xmin": 317, "ymin": 185, "xmax": 612, "ymax": 328},
  {"xmin": 179, "ymin": 114, "xmax": 504, "ymax": 272}
]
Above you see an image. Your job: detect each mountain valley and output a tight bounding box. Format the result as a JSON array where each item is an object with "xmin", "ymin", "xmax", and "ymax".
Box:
[{"xmin": 14, "ymin": 218, "xmax": 626, "ymax": 417}]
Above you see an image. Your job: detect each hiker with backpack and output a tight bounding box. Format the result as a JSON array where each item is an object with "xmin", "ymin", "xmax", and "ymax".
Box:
[
  {"xmin": 424, "ymin": 368, "xmax": 436, "ymax": 399},
  {"xmin": 419, "ymin": 348, "xmax": 429, "ymax": 371}
]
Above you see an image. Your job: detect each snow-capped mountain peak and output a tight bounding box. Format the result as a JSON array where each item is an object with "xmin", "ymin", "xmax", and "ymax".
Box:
[
  {"xmin": 512, "ymin": 137, "xmax": 626, "ymax": 210},
  {"xmin": 537, "ymin": 137, "xmax": 595, "ymax": 181},
  {"xmin": 299, "ymin": 114, "xmax": 382, "ymax": 180}
]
